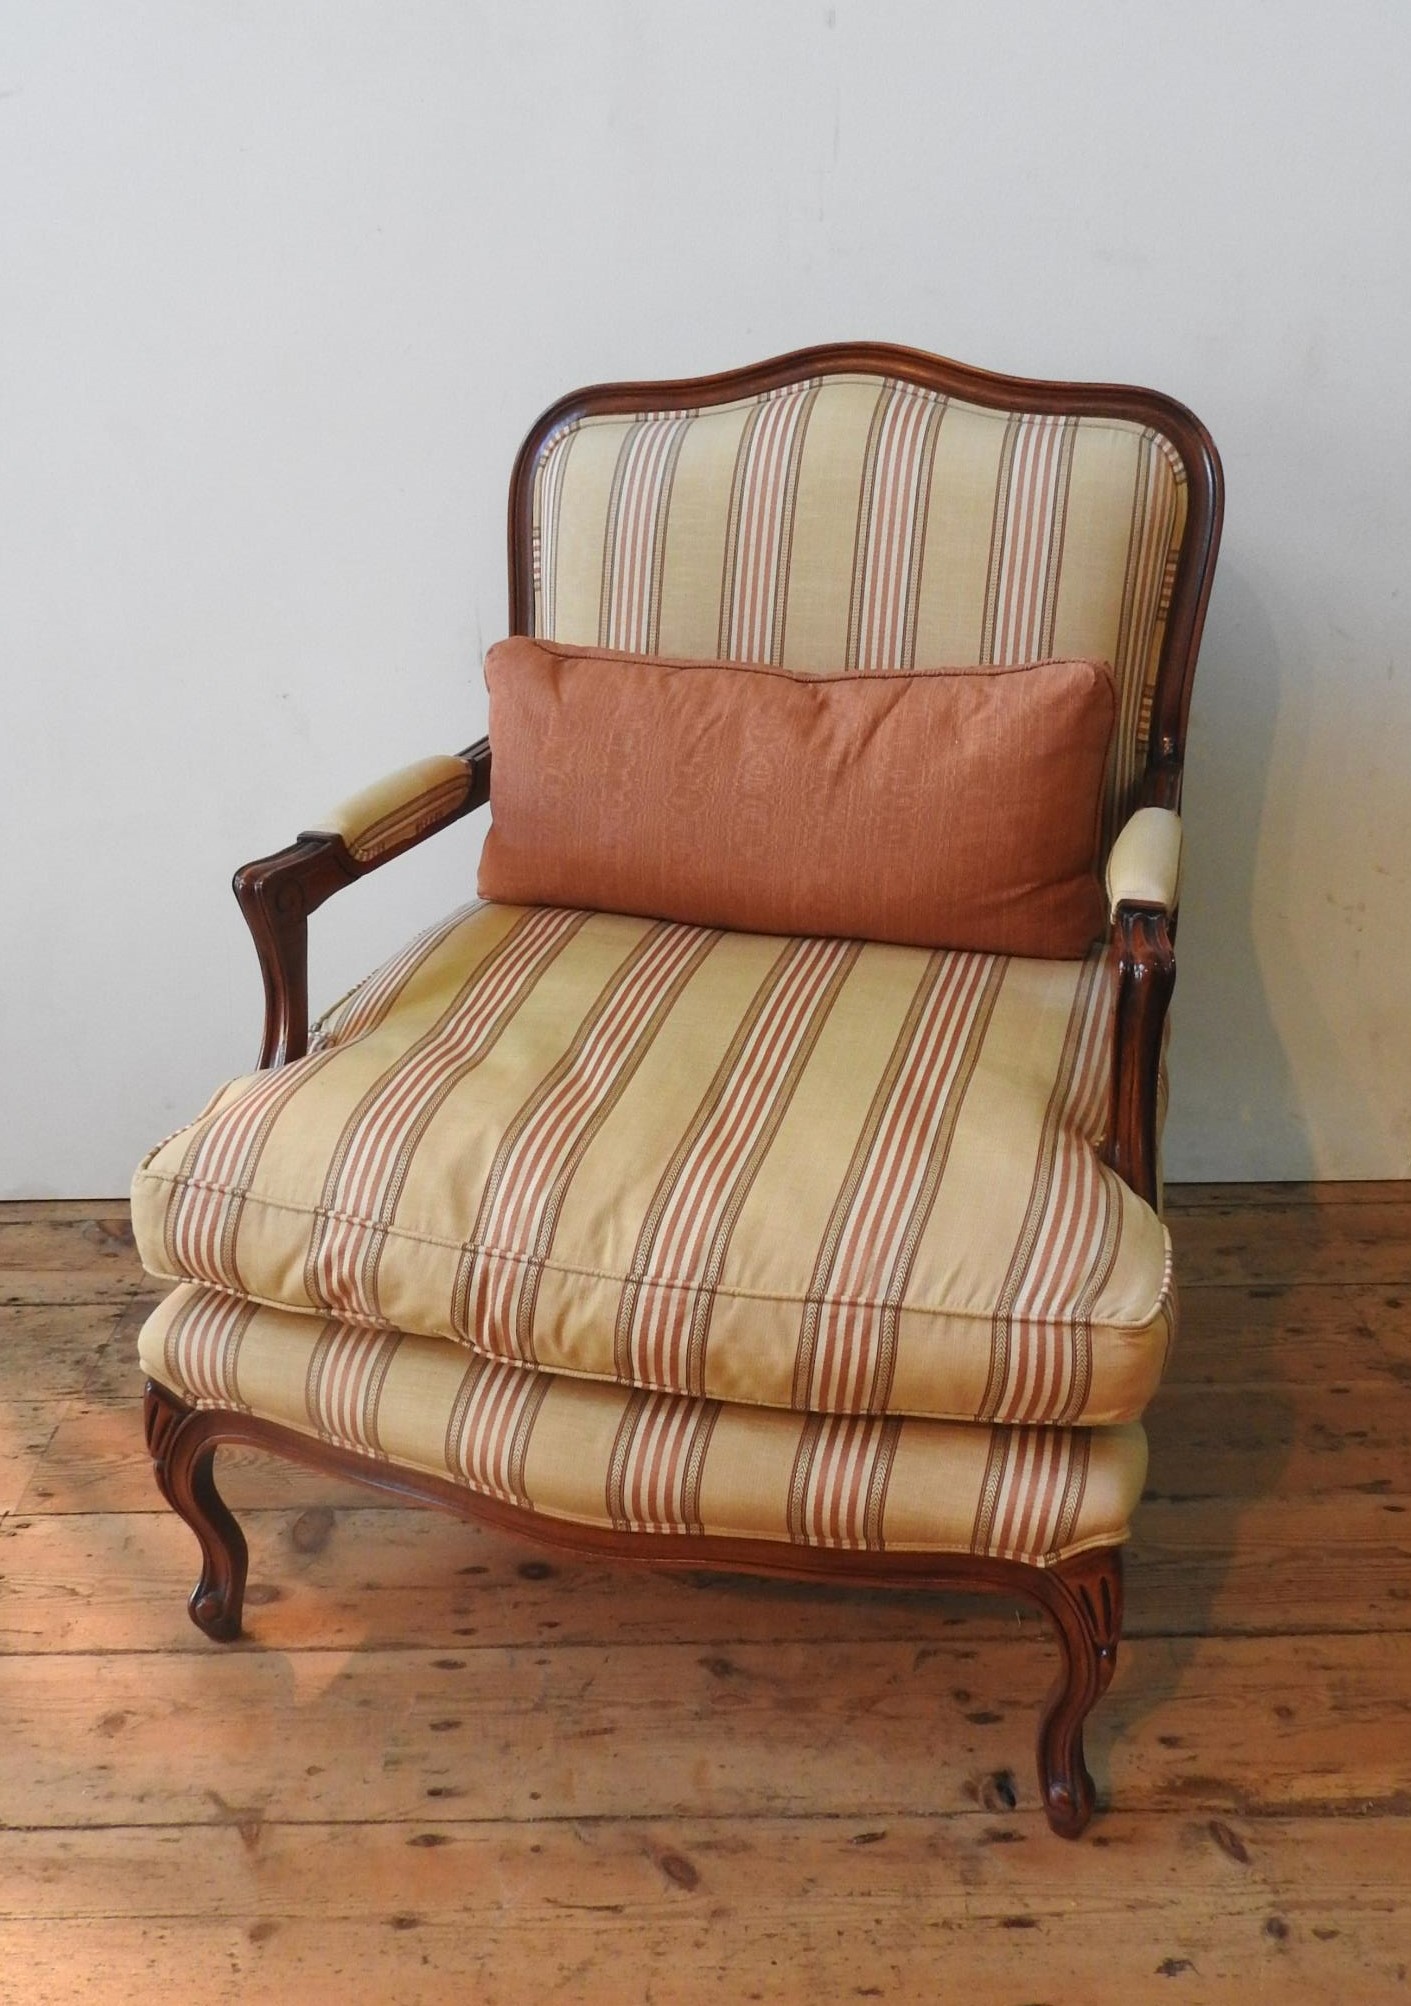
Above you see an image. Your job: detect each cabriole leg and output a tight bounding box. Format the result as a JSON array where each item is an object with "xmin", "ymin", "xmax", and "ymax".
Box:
[
  {"xmin": 1032, "ymin": 1544, "xmax": 1124, "ymax": 1837},
  {"xmin": 143, "ymin": 1379, "xmax": 248, "ymax": 1642}
]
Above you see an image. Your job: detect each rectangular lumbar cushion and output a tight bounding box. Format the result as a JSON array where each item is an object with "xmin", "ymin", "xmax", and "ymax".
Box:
[{"xmin": 478, "ymin": 638, "xmax": 1116, "ymax": 958}]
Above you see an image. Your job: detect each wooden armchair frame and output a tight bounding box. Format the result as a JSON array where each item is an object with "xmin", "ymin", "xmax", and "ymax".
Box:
[{"xmin": 147, "ymin": 343, "xmax": 1223, "ymax": 1836}]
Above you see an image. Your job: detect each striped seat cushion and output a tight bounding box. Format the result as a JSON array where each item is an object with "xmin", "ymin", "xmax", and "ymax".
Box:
[
  {"xmin": 133, "ymin": 902, "xmax": 1174, "ymax": 1428},
  {"xmin": 139, "ymin": 1285, "xmax": 1147, "ymax": 1564},
  {"xmin": 532, "ymin": 376, "xmax": 1188, "ymax": 847}
]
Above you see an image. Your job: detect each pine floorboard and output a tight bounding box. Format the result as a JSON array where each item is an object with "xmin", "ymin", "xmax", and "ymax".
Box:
[{"xmin": 1, "ymin": 1186, "xmax": 1408, "ymax": 2003}]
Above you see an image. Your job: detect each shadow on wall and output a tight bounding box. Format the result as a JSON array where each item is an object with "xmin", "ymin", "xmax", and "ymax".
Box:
[{"xmin": 1164, "ymin": 561, "xmax": 1360, "ymax": 1183}]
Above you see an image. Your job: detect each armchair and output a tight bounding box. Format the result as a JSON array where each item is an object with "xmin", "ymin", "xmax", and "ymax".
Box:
[{"xmin": 134, "ymin": 343, "xmax": 1222, "ymax": 1836}]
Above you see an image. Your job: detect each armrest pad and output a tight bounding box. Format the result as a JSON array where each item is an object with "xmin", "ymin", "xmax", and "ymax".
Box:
[
  {"xmin": 303, "ymin": 755, "xmax": 473, "ymax": 866},
  {"xmin": 1106, "ymin": 807, "xmax": 1182, "ymax": 919}
]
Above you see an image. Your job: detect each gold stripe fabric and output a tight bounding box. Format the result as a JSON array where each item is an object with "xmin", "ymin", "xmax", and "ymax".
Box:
[
  {"xmin": 307, "ymin": 756, "xmax": 472, "ymax": 865},
  {"xmin": 531, "ymin": 376, "xmax": 1188, "ymax": 842},
  {"xmin": 133, "ymin": 902, "xmax": 1175, "ymax": 1428},
  {"xmin": 139, "ymin": 1285, "xmax": 1147, "ymax": 1563}
]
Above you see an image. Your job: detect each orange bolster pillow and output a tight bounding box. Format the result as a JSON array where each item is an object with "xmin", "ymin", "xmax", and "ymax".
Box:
[{"xmin": 478, "ymin": 638, "xmax": 1116, "ymax": 959}]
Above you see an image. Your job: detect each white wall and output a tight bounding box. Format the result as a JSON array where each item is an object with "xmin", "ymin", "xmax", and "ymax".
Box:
[{"xmin": 3, "ymin": 0, "xmax": 1409, "ymax": 1194}]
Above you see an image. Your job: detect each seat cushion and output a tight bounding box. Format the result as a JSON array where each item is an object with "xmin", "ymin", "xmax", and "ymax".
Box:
[
  {"xmin": 132, "ymin": 901, "xmax": 1175, "ymax": 1428},
  {"xmin": 139, "ymin": 1285, "xmax": 1147, "ymax": 1564}
]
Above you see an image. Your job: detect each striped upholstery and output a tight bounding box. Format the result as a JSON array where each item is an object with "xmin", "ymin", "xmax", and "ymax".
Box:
[
  {"xmin": 132, "ymin": 901, "xmax": 1175, "ymax": 1429},
  {"xmin": 139, "ymin": 1285, "xmax": 1147, "ymax": 1563},
  {"xmin": 530, "ymin": 376, "xmax": 1187, "ymax": 842},
  {"xmin": 308, "ymin": 755, "xmax": 473, "ymax": 866}
]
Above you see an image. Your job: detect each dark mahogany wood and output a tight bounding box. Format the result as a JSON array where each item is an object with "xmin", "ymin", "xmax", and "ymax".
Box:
[
  {"xmin": 1035, "ymin": 1540, "xmax": 1123, "ymax": 1837},
  {"xmin": 1108, "ymin": 905, "xmax": 1178, "ymax": 1208},
  {"xmin": 233, "ymin": 738, "xmax": 490, "ymax": 1068},
  {"xmin": 144, "ymin": 1377, "xmax": 1122, "ymax": 1838},
  {"xmin": 144, "ymin": 1376, "xmax": 249, "ymax": 1642},
  {"xmin": 233, "ymin": 835, "xmax": 358, "ymax": 1071}
]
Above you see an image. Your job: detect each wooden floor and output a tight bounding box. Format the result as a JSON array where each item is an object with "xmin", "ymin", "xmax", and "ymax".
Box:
[{"xmin": 1, "ymin": 1188, "xmax": 1409, "ymax": 2003}]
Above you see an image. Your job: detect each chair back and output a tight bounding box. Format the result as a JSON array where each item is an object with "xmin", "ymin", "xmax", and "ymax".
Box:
[{"xmin": 510, "ymin": 344, "xmax": 1222, "ymax": 839}]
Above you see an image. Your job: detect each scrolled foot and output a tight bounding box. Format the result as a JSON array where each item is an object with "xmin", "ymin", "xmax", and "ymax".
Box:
[
  {"xmin": 144, "ymin": 1380, "xmax": 250, "ymax": 1643},
  {"xmin": 1039, "ymin": 1750, "xmax": 1097, "ymax": 1839},
  {"xmin": 190, "ymin": 1583, "xmax": 244, "ymax": 1643}
]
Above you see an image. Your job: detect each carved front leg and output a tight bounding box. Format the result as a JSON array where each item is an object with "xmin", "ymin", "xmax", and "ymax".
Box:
[
  {"xmin": 144, "ymin": 1381, "xmax": 249, "ymax": 1642},
  {"xmin": 1032, "ymin": 1545, "xmax": 1124, "ymax": 1837}
]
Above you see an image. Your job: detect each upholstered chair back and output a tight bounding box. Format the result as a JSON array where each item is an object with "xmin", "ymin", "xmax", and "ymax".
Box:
[{"xmin": 514, "ymin": 354, "xmax": 1217, "ymax": 847}]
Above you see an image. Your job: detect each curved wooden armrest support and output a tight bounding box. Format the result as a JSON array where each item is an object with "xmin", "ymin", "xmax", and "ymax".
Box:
[
  {"xmin": 1140, "ymin": 756, "xmax": 1183, "ymax": 812},
  {"xmin": 1105, "ymin": 903, "xmax": 1176, "ymax": 1207},
  {"xmin": 233, "ymin": 738, "xmax": 491, "ymax": 1070}
]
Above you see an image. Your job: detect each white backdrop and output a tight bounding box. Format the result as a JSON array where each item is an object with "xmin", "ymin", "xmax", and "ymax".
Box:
[{"xmin": 4, "ymin": 0, "xmax": 1409, "ymax": 1195}]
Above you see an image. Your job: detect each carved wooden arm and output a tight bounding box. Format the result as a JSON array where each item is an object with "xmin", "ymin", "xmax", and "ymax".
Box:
[
  {"xmin": 1104, "ymin": 791, "xmax": 1182, "ymax": 1206},
  {"xmin": 233, "ymin": 739, "xmax": 491, "ymax": 1070}
]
